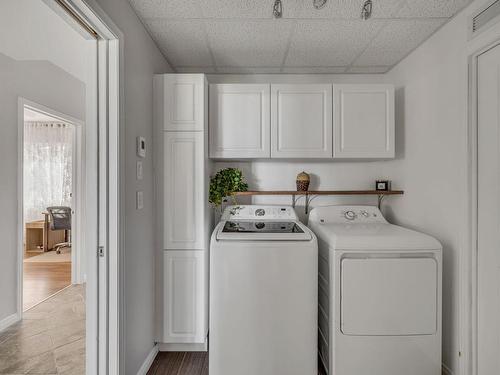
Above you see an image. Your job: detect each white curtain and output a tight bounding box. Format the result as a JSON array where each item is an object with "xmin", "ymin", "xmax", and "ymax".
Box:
[{"xmin": 23, "ymin": 122, "xmax": 74, "ymax": 223}]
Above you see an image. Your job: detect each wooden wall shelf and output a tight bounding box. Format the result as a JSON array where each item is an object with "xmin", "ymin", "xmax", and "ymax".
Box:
[{"xmin": 231, "ymin": 190, "xmax": 404, "ymax": 213}]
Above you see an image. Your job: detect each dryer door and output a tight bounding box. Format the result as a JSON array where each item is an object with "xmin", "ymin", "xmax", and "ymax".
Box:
[{"xmin": 340, "ymin": 256, "xmax": 437, "ymax": 336}]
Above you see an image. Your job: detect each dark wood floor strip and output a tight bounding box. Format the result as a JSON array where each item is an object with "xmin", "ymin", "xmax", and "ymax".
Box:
[{"xmin": 149, "ymin": 351, "xmax": 325, "ymax": 375}]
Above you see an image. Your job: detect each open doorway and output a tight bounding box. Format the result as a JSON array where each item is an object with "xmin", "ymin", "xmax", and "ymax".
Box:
[{"xmin": 21, "ymin": 104, "xmax": 82, "ymax": 311}]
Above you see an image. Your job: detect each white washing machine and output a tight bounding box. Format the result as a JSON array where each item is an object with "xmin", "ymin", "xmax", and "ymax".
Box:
[
  {"xmin": 308, "ymin": 205, "xmax": 442, "ymax": 375},
  {"xmin": 209, "ymin": 205, "xmax": 318, "ymax": 375}
]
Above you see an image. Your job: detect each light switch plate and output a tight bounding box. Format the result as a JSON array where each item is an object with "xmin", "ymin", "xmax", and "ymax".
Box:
[
  {"xmin": 136, "ymin": 161, "xmax": 143, "ymax": 180},
  {"xmin": 137, "ymin": 136, "xmax": 146, "ymax": 158},
  {"xmin": 136, "ymin": 191, "xmax": 144, "ymax": 210}
]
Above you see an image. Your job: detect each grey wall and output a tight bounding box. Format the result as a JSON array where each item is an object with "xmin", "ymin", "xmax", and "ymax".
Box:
[
  {"xmin": 92, "ymin": 1, "xmax": 172, "ymax": 373},
  {"xmin": 0, "ymin": 52, "xmax": 86, "ymax": 321}
]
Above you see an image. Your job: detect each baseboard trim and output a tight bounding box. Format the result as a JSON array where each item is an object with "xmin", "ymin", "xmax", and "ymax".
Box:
[
  {"xmin": 159, "ymin": 342, "xmax": 208, "ymax": 352},
  {"xmin": 137, "ymin": 343, "xmax": 159, "ymax": 375},
  {"xmin": 442, "ymin": 363, "xmax": 454, "ymax": 375},
  {"xmin": 0, "ymin": 313, "xmax": 21, "ymax": 332}
]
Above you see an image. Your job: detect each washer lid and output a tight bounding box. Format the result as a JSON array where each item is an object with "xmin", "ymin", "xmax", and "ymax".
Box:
[
  {"xmin": 310, "ymin": 222, "xmax": 441, "ymax": 250},
  {"xmin": 216, "ymin": 221, "xmax": 312, "ymax": 241}
]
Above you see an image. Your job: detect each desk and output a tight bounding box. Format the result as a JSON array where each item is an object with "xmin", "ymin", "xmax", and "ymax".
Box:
[{"xmin": 25, "ymin": 213, "xmax": 66, "ymax": 254}]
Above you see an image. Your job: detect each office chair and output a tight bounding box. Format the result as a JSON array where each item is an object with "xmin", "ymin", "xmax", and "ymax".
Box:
[{"xmin": 46, "ymin": 206, "xmax": 71, "ymax": 254}]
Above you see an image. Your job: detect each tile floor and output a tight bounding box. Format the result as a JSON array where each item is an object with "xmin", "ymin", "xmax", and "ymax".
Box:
[{"xmin": 0, "ymin": 285, "xmax": 85, "ymax": 374}]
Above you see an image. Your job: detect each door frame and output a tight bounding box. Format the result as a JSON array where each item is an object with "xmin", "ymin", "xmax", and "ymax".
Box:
[
  {"xmin": 464, "ymin": 38, "xmax": 500, "ymax": 375},
  {"xmin": 17, "ymin": 98, "xmax": 85, "ymax": 289},
  {"xmin": 45, "ymin": 1, "xmax": 124, "ymax": 374}
]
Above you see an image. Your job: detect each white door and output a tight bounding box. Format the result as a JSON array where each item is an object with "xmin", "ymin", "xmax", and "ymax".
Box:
[
  {"xmin": 271, "ymin": 84, "xmax": 333, "ymax": 158},
  {"xmin": 477, "ymin": 44, "xmax": 500, "ymax": 375},
  {"xmin": 163, "ymin": 250, "xmax": 206, "ymax": 343},
  {"xmin": 209, "ymin": 84, "xmax": 270, "ymax": 158},
  {"xmin": 333, "ymin": 84, "xmax": 394, "ymax": 158},
  {"xmin": 163, "ymin": 74, "xmax": 204, "ymax": 131},
  {"xmin": 164, "ymin": 132, "xmax": 204, "ymax": 249}
]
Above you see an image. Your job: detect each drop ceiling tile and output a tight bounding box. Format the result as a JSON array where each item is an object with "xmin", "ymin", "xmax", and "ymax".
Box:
[
  {"xmin": 282, "ymin": 66, "xmax": 347, "ymax": 73},
  {"xmin": 206, "ymin": 20, "xmax": 294, "ymax": 66},
  {"xmin": 217, "ymin": 67, "xmax": 283, "ymax": 73},
  {"xmin": 127, "ymin": 0, "xmax": 202, "ymax": 19},
  {"xmin": 176, "ymin": 66, "xmax": 217, "ymax": 73},
  {"xmin": 346, "ymin": 66, "xmax": 391, "ymax": 73},
  {"xmin": 199, "ymin": 0, "xmax": 303, "ymax": 19},
  {"xmin": 145, "ymin": 19, "xmax": 213, "ymax": 67},
  {"xmin": 353, "ymin": 19, "xmax": 445, "ymax": 66},
  {"xmin": 397, "ymin": 0, "xmax": 473, "ymax": 18},
  {"xmin": 299, "ymin": 0, "xmax": 406, "ymax": 19},
  {"xmin": 285, "ymin": 20, "xmax": 385, "ymax": 67}
]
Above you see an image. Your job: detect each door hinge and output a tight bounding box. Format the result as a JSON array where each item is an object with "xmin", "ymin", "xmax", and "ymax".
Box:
[{"xmin": 98, "ymin": 246, "xmax": 105, "ymax": 258}]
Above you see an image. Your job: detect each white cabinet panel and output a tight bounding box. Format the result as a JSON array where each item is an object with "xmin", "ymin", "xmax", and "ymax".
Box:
[
  {"xmin": 271, "ymin": 84, "xmax": 333, "ymax": 158},
  {"xmin": 163, "ymin": 250, "xmax": 206, "ymax": 343},
  {"xmin": 163, "ymin": 74, "xmax": 204, "ymax": 131},
  {"xmin": 209, "ymin": 84, "xmax": 270, "ymax": 158},
  {"xmin": 333, "ymin": 84, "xmax": 395, "ymax": 158},
  {"xmin": 164, "ymin": 132, "xmax": 204, "ymax": 249}
]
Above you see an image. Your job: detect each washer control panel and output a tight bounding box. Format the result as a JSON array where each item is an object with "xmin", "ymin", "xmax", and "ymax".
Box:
[{"xmin": 221, "ymin": 205, "xmax": 298, "ymax": 221}]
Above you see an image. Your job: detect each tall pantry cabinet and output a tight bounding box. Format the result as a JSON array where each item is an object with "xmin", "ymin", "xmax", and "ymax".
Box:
[{"xmin": 154, "ymin": 74, "xmax": 212, "ymax": 351}]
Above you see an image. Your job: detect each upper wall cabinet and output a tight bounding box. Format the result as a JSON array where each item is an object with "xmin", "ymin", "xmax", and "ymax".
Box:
[
  {"xmin": 333, "ymin": 84, "xmax": 395, "ymax": 158},
  {"xmin": 271, "ymin": 84, "xmax": 333, "ymax": 158},
  {"xmin": 209, "ymin": 84, "xmax": 271, "ymax": 158},
  {"xmin": 161, "ymin": 74, "xmax": 204, "ymax": 131}
]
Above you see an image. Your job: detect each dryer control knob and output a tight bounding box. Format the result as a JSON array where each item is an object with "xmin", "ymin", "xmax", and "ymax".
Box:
[{"xmin": 345, "ymin": 211, "xmax": 356, "ymax": 220}]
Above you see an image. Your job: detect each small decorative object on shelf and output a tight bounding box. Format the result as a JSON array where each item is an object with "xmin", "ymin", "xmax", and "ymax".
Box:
[
  {"xmin": 209, "ymin": 168, "xmax": 248, "ymax": 211},
  {"xmin": 296, "ymin": 171, "xmax": 310, "ymax": 191},
  {"xmin": 375, "ymin": 180, "xmax": 391, "ymax": 191}
]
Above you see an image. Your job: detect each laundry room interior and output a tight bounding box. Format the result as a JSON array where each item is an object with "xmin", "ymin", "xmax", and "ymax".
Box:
[{"xmin": 1, "ymin": 0, "xmax": 500, "ymax": 375}]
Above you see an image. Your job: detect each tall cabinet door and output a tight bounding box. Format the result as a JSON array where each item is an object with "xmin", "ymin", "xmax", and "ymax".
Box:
[
  {"xmin": 271, "ymin": 84, "xmax": 333, "ymax": 158},
  {"xmin": 333, "ymin": 84, "xmax": 395, "ymax": 158},
  {"xmin": 164, "ymin": 132, "xmax": 204, "ymax": 249},
  {"xmin": 163, "ymin": 74, "xmax": 204, "ymax": 131},
  {"xmin": 163, "ymin": 250, "xmax": 206, "ymax": 343},
  {"xmin": 209, "ymin": 84, "xmax": 271, "ymax": 158}
]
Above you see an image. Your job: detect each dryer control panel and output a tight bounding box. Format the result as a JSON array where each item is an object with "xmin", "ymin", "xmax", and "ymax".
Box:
[{"xmin": 309, "ymin": 205, "xmax": 388, "ymax": 224}]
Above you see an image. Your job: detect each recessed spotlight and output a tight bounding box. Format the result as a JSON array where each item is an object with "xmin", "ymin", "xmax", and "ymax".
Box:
[
  {"xmin": 361, "ymin": 0, "xmax": 373, "ymax": 20},
  {"xmin": 313, "ymin": 0, "xmax": 327, "ymax": 10}
]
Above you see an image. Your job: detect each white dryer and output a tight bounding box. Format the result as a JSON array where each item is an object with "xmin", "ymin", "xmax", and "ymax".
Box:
[
  {"xmin": 209, "ymin": 205, "xmax": 318, "ymax": 375},
  {"xmin": 308, "ymin": 205, "xmax": 442, "ymax": 375}
]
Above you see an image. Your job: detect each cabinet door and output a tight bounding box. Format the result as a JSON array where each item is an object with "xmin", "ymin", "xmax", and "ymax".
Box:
[
  {"xmin": 164, "ymin": 132, "xmax": 204, "ymax": 249},
  {"xmin": 163, "ymin": 250, "xmax": 206, "ymax": 343},
  {"xmin": 163, "ymin": 74, "xmax": 204, "ymax": 131},
  {"xmin": 271, "ymin": 84, "xmax": 333, "ymax": 158},
  {"xmin": 209, "ymin": 84, "xmax": 270, "ymax": 158},
  {"xmin": 333, "ymin": 84, "xmax": 395, "ymax": 158}
]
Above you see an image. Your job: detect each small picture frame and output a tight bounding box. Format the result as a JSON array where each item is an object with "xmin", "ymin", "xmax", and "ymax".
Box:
[
  {"xmin": 137, "ymin": 136, "xmax": 146, "ymax": 158},
  {"xmin": 376, "ymin": 180, "xmax": 391, "ymax": 191}
]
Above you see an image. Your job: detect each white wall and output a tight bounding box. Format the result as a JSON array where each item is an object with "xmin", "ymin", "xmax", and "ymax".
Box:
[
  {"xmin": 91, "ymin": 1, "xmax": 172, "ymax": 374},
  {"xmin": 0, "ymin": 0, "xmax": 90, "ymax": 325},
  {"xmin": 383, "ymin": 1, "xmax": 500, "ymax": 373}
]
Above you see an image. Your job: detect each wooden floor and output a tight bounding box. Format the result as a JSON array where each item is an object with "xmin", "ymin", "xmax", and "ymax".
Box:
[
  {"xmin": 23, "ymin": 261, "xmax": 71, "ymax": 311},
  {"xmin": 147, "ymin": 352, "xmax": 327, "ymax": 375}
]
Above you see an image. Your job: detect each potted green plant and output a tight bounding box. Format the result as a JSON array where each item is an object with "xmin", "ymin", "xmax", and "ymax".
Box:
[{"xmin": 209, "ymin": 168, "xmax": 248, "ymax": 211}]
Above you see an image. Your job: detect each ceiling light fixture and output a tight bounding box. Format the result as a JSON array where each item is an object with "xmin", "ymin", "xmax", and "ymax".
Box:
[
  {"xmin": 361, "ymin": 0, "xmax": 373, "ymax": 20},
  {"xmin": 273, "ymin": 0, "xmax": 283, "ymax": 18},
  {"xmin": 313, "ymin": 0, "xmax": 327, "ymax": 10}
]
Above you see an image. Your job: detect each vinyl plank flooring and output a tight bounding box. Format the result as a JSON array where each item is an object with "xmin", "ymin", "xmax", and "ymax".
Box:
[
  {"xmin": 148, "ymin": 351, "xmax": 186, "ymax": 375},
  {"xmin": 148, "ymin": 351, "xmax": 325, "ymax": 375},
  {"xmin": 23, "ymin": 262, "xmax": 71, "ymax": 311}
]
